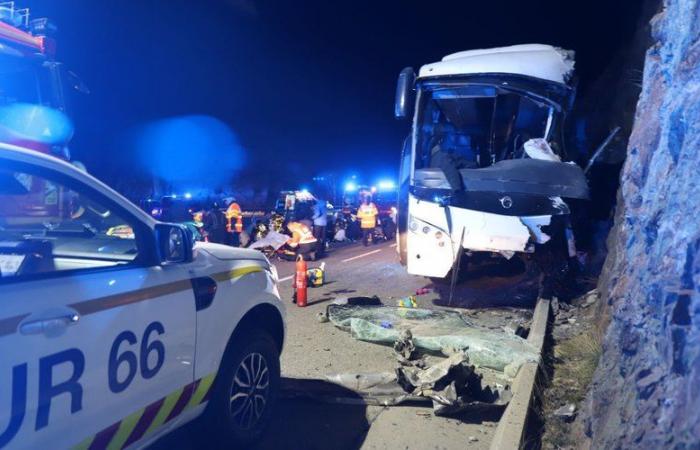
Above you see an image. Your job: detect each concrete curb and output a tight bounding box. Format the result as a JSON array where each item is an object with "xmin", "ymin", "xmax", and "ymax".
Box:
[{"xmin": 489, "ymin": 297, "xmax": 551, "ymax": 450}]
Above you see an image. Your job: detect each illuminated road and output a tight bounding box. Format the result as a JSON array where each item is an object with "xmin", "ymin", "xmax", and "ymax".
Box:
[{"xmin": 154, "ymin": 239, "xmax": 537, "ymax": 449}]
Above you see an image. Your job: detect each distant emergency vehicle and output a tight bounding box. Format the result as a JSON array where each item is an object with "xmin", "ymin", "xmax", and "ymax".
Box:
[{"xmin": 0, "ymin": 143, "xmax": 285, "ymax": 449}]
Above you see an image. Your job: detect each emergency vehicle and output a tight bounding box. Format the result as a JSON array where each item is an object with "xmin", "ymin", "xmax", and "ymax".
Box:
[
  {"xmin": 0, "ymin": 143, "xmax": 285, "ymax": 449},
  {"xmin": 0, "ymin": 2, "xmax": 81, "ymax": 157}
]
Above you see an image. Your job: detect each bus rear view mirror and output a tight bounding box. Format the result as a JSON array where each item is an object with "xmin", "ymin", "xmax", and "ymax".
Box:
[{"xmin": 394, "ymin": 67, "xmax": 416, "ymax": 119}]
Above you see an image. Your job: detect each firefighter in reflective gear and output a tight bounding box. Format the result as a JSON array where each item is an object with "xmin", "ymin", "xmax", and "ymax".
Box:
[
  {"xmin": 226, "ymin": 201, "xmax": 243, "ymax": 246},
  {"xmin": 286, "ymin": 221, "xmax": 318, "ymax": 260},
  {"xmin": 356, "ymin": 197, "xmax": 379, "ymax": 246}
]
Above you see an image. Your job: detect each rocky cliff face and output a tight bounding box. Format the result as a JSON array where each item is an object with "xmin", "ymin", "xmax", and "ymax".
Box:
[{"xmin": 587, "ymin": 0, "xmax": 700, "ymax": 447}]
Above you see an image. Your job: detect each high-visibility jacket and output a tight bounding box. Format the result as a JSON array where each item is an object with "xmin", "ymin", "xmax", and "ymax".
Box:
[
  {"xmin": 357, "ymin": 203, "xmax": 379, "ymax": 229},
  {"xmin": 226, "ymin": 202, "xmax": 242, "ymax": 232},
  {"xmin": 287, "ymin": 221, "xmax": 317, "ymax": 247}
]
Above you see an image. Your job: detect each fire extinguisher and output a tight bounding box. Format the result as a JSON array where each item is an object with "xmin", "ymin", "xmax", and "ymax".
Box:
[{"xmin": 293, "ymin": 254, "xmax": 308, "ymax": 307}]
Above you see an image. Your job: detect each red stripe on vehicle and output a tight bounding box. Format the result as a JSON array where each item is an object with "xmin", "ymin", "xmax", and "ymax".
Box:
[
  {"xmin": 122, "ymin": 397, "xmax": 165, "ymax": 448},
  {"xmin": 165, "ymin": 380, "xmax": 198, "ymax": 423},
  {"xmin": 88, "ymin": 421, "xmax": 121, "ymax": 450}
]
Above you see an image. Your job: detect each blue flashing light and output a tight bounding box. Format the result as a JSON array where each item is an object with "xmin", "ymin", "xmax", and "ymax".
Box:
[
  {"xmin": 184, "ymin": 192, "xmax": 192, "ymax": 199},
  {"xmin": 344, "ymin": 182, "xmax": 357, "ymax": 192},
  {"xmin": 171, "ymin": 194, "xmax": 178, "ymax": 199},
  {"xmin": 378, "ymin": 180, "xmax": 396, "ymax": 190},
  {"xmin": 300, "ymin": 188, "xmax": 310, "ymax": 194}
]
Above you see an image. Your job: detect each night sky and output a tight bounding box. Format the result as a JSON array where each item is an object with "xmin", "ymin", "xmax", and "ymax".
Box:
[{"xmin": 26, "ymin": 0, "xmax": 645, "ymax": 194}]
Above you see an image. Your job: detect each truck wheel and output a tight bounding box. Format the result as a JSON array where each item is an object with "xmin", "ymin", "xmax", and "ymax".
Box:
[{"xmin": 206, "ymin": 330, "xmax": 280, "ymax": 447}]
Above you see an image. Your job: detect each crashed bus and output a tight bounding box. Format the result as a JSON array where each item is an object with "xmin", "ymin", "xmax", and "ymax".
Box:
[{"xmin": 394, "ymin": 44, "xmax": 589, "ymax": 279}]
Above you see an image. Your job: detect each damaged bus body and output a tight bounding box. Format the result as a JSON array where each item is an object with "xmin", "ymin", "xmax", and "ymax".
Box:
[{"xmin": 394, "ymin": 44, "xmax": 589, "ymax": 279}]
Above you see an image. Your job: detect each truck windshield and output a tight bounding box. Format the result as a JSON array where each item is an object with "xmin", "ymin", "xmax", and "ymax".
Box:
[
  {"xmin": 0, "ymin": 54, "xmax": 44, "ymax": 105},
  {"xmin": 414, "ymin": 84, "xmax": 554, "ymax": 170}
]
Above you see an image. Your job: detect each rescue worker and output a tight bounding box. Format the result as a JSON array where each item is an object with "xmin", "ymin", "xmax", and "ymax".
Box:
[
  {"xmin": 356, "ymin": 196, "xmax": 378, "ymax": 246},
  {"xmin": 286, "ymin": 220, "xmax": 318, "ymax": 260},
  {"xmin": 311, "ymin": 190, "xmax": 328, "ymax": 258},
  {"xmin": 225, "ymin": 201, "xmax": 243, "ymax": 246},
  {"xmin": 203, "ymin": 202, "xmax": 226, "ymax": 244}
]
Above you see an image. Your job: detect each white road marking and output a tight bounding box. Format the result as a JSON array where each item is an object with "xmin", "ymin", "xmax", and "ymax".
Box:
[
  {"xmin": 278, "ymin": 274, "xmax": 294, "ymax": 282},
  {"xmin": 341, "ymin": 249, "xmax": 382, "ymax": 263},
  {"xmin": 389, "ymin": 243, "xmax": 397, "ymax": 248}
]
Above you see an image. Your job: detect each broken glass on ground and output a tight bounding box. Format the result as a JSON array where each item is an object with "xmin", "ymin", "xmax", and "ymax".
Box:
[{"xmin": 326, "ymin": 305, "xmax": 539, "ymax": 374}]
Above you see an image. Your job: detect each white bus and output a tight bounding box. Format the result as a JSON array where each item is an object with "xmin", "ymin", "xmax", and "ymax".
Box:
[{"xmin": 394, "ymin": 44, "xmax": 589, "ymax": 280}]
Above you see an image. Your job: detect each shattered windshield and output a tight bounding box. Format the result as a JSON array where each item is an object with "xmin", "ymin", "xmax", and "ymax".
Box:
[{"xmin": 414, "ymin": 83, "xmax": 554, "ymax": 170}]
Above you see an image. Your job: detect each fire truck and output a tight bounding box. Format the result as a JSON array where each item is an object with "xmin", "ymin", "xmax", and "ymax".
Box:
[
  {"xmin": 0, "ymin": 1, "xmax": 82, "ymax": 159},
  {"xmin": 0, "ymin": 2, "xmax": 86, "ymax": 221}
]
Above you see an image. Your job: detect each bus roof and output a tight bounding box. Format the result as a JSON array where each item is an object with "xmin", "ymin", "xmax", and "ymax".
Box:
[{"xmin": 418, "ymin": 44, "xmax": 575, "ymax": 84}]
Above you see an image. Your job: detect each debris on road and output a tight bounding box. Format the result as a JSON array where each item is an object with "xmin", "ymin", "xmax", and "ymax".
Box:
[
  {"xmin": 395, "ymin": 350, "xmax": 508, "ymax": 415},
  {"xmin": 397, "ymin": 295, "xmax": 418, "ymax": 308},
  {"xmin": 332, "ymin": 295, "xmax": 382, "ymax": 306},
  {"xmin": 322, "ymin": 350, "xmax": 509, "ymax": 415},
  {"xmin": 316, "ymin": 311, "xmax": 329, "ymax": 323},
  {"xmin": 307, "ymin": 262, "xmax": 326, "ymax": 287},
  {"xmin": 327, "ymin": 305, "xmax": 539, "ymax": 374},
  {"xmin": 393, "ymin": 329, "xmax": 420, "ymax": 364}
]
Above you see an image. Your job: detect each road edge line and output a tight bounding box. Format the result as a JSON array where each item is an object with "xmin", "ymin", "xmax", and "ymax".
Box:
[
  {"xmin": 489, "ymin": 297, "xmax": 551, "ymax": 450},
  {"xmin": 341, "ymin": 249, "xmax": 382, "ymax": 263}
]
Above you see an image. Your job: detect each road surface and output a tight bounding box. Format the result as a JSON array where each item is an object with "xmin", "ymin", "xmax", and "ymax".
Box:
[{"xmin": 154, "ymin": 239, "xmax": 538, "ymax": 449}]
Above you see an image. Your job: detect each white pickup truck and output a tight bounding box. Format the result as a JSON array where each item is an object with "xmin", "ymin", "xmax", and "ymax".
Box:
[{"xmin": 0, "ymin": 143, "xmax": 285, "ymax": 449}]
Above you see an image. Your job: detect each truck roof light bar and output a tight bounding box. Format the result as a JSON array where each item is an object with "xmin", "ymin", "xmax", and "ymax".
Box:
[{"xmin": 0, "ymin": 2, "xmax": 29, "ymax": 29}]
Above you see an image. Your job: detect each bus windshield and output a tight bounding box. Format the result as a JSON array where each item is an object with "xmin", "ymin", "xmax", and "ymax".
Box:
[{"xmin": 414, "ymin": 83, "xmax": 555, "ymax": 171}]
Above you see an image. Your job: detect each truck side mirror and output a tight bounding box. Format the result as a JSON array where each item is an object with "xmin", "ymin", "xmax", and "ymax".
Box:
[
  {"xmin": 394, "ymin": 67, "xmax": 416, "ymax": 119},
  {"xmin": 155, "ymin": 223, "xmax": 194, "ymax": 263}
]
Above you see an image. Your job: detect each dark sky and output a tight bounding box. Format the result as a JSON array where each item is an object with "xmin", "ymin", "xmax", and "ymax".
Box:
[{"xmin": 26, "ymin": 0, "xmax": 645, "ymax": 191}]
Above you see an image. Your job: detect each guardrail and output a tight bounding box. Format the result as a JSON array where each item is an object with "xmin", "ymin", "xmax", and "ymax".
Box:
[{"xmin": 490, "ymin": 297, "xmax": 551, "ymax": 450}]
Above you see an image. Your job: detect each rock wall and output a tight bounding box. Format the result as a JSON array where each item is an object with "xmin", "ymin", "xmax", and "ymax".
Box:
[{"xmin": 587, "ymin": 0, "xmax": 700, "ymax": 447}]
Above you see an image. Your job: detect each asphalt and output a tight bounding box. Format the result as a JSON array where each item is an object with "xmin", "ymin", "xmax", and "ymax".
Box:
[{"xmin": 154, "ymin": 239, "xmax": 538, "ymax": 450}]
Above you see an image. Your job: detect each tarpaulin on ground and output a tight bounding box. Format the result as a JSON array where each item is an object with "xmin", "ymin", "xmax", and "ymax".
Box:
[
  {"xmin": 327, "ymin": 305, "xmax": 539, "ymax": 374},
  {"xmin": 248, "ymin": 231, "xmax": 289, "ymax": 250}
]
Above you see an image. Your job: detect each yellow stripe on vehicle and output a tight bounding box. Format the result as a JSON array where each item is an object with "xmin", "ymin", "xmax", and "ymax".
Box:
[
  {"xmin": 106, "ymin": 408, "xmax": 145, "ymax": 450},
  {"xmin": 186, "ymin": 373, "xmax": 216, "ymax": 409},
  {"xmin": 72, "ymin": 435, "xmax": 95, "ymax": 450},
  {"xmin": 212, "ymin": 265, "xmax": 263, "ymax": 283},
  {"xmin": 143, "ymin": 387, "xmax": 184, "ymax": 437}
]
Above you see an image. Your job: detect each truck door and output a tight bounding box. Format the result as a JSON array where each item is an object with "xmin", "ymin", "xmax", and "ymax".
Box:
[{"xmin": 0, "ymin": 162, "xmax": 196, "ymax": 449}]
